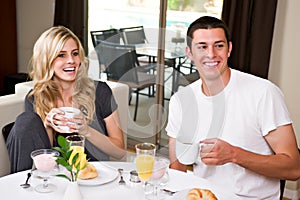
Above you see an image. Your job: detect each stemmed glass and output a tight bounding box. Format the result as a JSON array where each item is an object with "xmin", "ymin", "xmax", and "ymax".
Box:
[
  {"xmin": 31, "ymin": 149, "xmax": 59, "ymax": 193},
  {"xmin": 146, "ymin": 156, "xmax": 170, "ymax": 200},
  {"xmin": 135, "ymin": 143, "xmax": 156, "ymax": 190}
]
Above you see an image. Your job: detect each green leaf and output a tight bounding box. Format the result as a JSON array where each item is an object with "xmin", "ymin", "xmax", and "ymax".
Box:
[
  {"xmin": 66, "ymin": 166, "xmax": 73, "ymax": 172},
  {"xmin": 71, "ymin": 153, "xmax": 79, "ymax": 165},
  {"xmin": 52, "ymin": 135, "xmax": 86, "ymax": 182},
  {"xmin": 56, "ymin": 158, "xmax": 69, "ymax": 167},
  {"xmin": 56, "ymin": 174, "xmax": 71, "ymax": 182},
  {"xmin": 57, "ymin": 135, "xmax": 68, "ymax": 147},
  {"xmin": 52, "ymin": 146, "xmax": 63, "ymax": 153}
]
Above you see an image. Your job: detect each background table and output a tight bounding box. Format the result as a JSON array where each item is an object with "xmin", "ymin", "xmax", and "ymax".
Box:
[{"xmin": 0, "ymin": 162, "xmax": 236, "ymax": 199}]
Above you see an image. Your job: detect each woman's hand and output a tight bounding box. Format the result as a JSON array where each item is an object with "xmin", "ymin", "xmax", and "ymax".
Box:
[
  {"xmin": 45, "ymin": 108, "xmax": 89, "ymax": 134},
  {"xmin": 45, "ymin": 108, "xmax": 67, "ymax": 132},
  {"xmin": 68, "ymin": 112, "xmax": 89, "ymax": 136}
]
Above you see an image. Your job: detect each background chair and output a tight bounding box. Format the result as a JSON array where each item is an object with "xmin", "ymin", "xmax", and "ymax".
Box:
[
  {"xmin": 90, "ymin": 28, "xmax": 120, "ymax": 47},
  {"xmin": 2, "ymin": 122, "xmax": 14, "ymax": 142},
  {"xmin": 90, "ymin": 29, "xmax": 122, "ymax": 75},
  {"xmin": 0, "ymin": 92, "xmax": 27, "ymax": 177},
  {"xmin": 119, "ymin": 26, "xmax": 148, "ymax": 45},
  {"xmin": 98, "ymin": 41, "xmax": 156, "ymax": 121},
  {"xmin": 119, "ymin": 26, "xmax": 154, "ymax": 66},
  {"xmin": 173, "ymin": 70, "xmax": 199, "ymax": 92}
]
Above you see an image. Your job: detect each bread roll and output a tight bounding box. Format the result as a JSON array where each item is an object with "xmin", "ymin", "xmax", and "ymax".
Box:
[
  {"xmin": 187, "ymin": 188, "xmax": 218, "ymax": 200},
  {"xmin": 78, "ymin": 162, "xmax": 98, "ymax": 180}
]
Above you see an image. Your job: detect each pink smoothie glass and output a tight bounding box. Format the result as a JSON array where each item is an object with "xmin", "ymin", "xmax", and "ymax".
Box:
[
  {"xmin": 31, "ymin": 149, "xmax": 59, "ymax": 193},
  {"xmin": 146, "ymin": 156, "xmax": 170, "ymax": 200}
]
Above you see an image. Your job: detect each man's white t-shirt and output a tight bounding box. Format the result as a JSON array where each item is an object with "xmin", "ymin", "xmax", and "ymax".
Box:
[{"xmin": 166, "ymin": 69, "xmax": 292, "ymax": 199}]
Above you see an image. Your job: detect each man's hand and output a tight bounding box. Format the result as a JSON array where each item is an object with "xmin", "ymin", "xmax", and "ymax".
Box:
[{"xmin": 200, "ymin": 138, "xmax": 236, "ymax": 165}]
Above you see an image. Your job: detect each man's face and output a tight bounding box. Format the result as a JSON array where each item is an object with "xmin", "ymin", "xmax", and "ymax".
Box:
[{"xmin": 186, "ymin": 28, "xmax": 232, "ymax": 81}]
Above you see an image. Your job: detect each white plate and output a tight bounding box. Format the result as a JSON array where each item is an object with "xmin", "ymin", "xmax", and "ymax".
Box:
[
  {"xmin": 77, "ymin": 162, "xmax": 118, "ymax": 186},
  {"xmin": 168, "ymin": 189, "xmax": 188, "ymax": 200}
]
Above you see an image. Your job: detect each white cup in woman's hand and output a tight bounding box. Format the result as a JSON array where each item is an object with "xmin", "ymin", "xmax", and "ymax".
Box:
[{"xmin": 50, "ymin": 107, "xmax": 80, "ymax": 132}]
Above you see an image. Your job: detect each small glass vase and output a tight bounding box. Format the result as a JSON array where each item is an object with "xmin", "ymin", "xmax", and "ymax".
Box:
[{"xmin": 63, "ymin": 181, "xmax": 83, "ymax": 200}]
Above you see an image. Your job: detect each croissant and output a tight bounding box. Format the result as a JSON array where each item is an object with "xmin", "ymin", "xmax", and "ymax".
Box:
[
  {"xmin": 187, "ymin": 188, "xmax": 218, "ymax": 200},
  {"xmin": 78, "ymin": 162, "xmax": 98, "ymax": 180}
]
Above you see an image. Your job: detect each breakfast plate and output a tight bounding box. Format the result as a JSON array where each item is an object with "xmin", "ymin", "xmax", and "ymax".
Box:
[
  {"xmin": 166, "ymin": 189, "xmax": 189, "ymax": 200},
  {"xmin": 78, "ymin": 162, "xmax": 118, "ymax": 186}
]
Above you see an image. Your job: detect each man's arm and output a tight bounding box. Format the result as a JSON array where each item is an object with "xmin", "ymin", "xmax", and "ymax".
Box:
[
  {"xmin": 201, "ymin": 124, "xmax": 300, "ymax": 180},
  {"xmin": 169, "ymin": 137, "xmax": 188, "ymax": 172}
]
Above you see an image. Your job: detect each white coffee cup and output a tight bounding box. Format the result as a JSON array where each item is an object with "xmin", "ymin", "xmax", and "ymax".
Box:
[
  {"xmin": 176, "ymin": 141, "xmax": 199, "ymax": 165},
  {"xmin": 50, "ymin": 107, "xmax": 81, "ymax": 132}
]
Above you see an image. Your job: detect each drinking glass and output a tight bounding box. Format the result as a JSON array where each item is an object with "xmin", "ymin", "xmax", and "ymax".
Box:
[
  {"xmin": 146, "ymin": 156, "xmax": 170, "ymax": 200},
  {"xmin": 66, "ymin": 135, "xmax": 85, "ymax": 154},
  {"xmin": 135, "ymin": 143, "xmax": 156, "ymax": 188},
  {"xmin": 31, "ymin": 149, "xmax": 59, "ymax": 193},
  {"xmin": 66, "ymin": 134, "xmax": 85, "ymax": 174}
]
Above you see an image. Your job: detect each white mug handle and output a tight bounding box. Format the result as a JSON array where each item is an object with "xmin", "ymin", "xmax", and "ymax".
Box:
[{"xmin": 49, "ymin": 112, "xmax": 58, "ymax": 128}]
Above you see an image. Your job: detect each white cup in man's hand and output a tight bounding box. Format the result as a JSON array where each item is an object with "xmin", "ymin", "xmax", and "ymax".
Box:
[
  {"xmin": 50, "ymin": 107, "xmax": 80, "ymax": 132},
  {"xmin": 199, "ymin": 143, "xmax": 214, "ymax": 158}
]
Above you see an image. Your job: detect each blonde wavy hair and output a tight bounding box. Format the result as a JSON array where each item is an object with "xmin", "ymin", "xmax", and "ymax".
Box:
[{"xmin": 28, "ymin": 26, "xmax": 95, "ymax": 123}]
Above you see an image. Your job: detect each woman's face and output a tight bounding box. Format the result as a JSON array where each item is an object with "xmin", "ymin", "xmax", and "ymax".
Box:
[{"xmin": 52, "ymin": 38, "xmax": 80, "ymax": 84}]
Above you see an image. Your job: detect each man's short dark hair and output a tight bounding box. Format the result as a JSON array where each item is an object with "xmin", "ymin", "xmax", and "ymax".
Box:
[{"xmin": 186, "ymin": 16, "xmax": 231, "ymax": 48}]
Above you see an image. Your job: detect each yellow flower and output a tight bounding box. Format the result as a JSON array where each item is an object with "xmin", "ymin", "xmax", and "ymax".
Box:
[{"xmin": 68, "ymin": 146, "xmax": 87, "ymax": 170}]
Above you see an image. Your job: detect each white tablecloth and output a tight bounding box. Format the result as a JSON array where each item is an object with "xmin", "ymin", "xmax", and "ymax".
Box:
[{"xmin": 0, "ymin": 162, "xmax": 236, "ymax": 200}]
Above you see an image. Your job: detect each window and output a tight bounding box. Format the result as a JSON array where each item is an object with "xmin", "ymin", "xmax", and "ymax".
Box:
[
  {"xmin": 87, "ymin": 0, "xmax": 224, "ymax": 144},
  {"xmin": 88, "ymin": 0, "xmax": 223, "ymax": 52}
]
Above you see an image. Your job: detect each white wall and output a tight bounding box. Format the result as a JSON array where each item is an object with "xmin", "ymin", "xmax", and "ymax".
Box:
[
  {"xmin": 16, "ymin": 0, "xmax": 55, "ymax": 73},
  {"xmin": 268, "ymin": 0, "xmax": 300, "ymax": 195},
  {"xmin": 269, "ymin": 0, "xmax": 300, "ymax": 143}
]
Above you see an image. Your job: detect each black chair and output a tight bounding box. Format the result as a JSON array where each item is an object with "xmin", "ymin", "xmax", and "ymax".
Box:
[
  {"xmin": 90, "ymin": 29, "xmax": 122, "ymax": 74},
  {"xmin": 280, "ymin": 179, "xmax": 285, "ymax": 200},
  {"xmin": 119, "ymin": 26, "xmax": 148, "ymax": 45},
  {"xmin": 90, "ymin": 29, "xmax": 120, "ymax": 47},
  {"xmin": 2, "ymin": 122, "xmax": 14, "ymax": 142},
  {"xmin": 119, "ymin": 26, "xmax": 155, "ymax": 68},
  {"xmin": 98, "ymin": 41, "xmax": 156, "ymax": 121},
  {"xmin": 173, "ymin": 70, "xmax": 199, "ymax": 92}
]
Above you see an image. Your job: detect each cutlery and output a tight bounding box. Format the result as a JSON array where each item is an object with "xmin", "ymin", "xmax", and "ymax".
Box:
[
  {"xmin": 161, "ymin": 188, "xmax": 178, "ymax": 196},
  {"xmin": 118, "ymin": 168, "xmax": 126, "ymax": 185},
  {"xmin": 20, "ymin": 172, "xmax": 31, "ymax": 188}
]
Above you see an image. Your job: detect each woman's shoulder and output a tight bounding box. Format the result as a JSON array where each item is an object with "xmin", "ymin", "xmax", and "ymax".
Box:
[
  {"xmin": 94, "ymin": 80, "xmax": 108, "ymax": 88},
  {"xmin": 95, "ymin": 81, "xmax": 112, "ymax": 94}
]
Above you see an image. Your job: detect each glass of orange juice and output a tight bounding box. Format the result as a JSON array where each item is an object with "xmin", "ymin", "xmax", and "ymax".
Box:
[
  {"xmin": 135, "ymin": 143, "xmax": 156, "ymax": 189},
  {"xmin": 66, "ymin": 135, "xmax": 86, "ymax": 170}
]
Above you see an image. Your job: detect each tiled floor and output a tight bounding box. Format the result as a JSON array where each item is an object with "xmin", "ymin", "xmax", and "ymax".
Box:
[
  {"xmin": 126, "ymin": 65, "xmax": 196, "ymax": 156},
  {"xmin": 127, "ymin": 92, "xmax": 170, "ymax": 157},
  {"xmin": 126, "ymin": 67, "xmax": 174, "ymax": 157}
]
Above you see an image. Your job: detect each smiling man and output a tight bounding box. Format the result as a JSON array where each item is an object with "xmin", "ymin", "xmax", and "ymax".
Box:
[{"xmin": 166, "ymin": 16, "xmax": 300, "ymax": 199}]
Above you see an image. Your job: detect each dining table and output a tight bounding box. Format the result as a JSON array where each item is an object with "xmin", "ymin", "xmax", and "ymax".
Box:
[{"xmin": 0, "ymin": 160, "xmax": 237, "ymax": 200}]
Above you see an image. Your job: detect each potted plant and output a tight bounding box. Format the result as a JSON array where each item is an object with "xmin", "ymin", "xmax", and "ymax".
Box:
[{"xmin": 53, "ymin": 135, "xmax": 87, "ymax": 199}]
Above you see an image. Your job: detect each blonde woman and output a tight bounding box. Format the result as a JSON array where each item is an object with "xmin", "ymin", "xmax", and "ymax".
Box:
[{"xmin": 7, "ymin": 26, "xmax": 125, "ymax": 173}]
